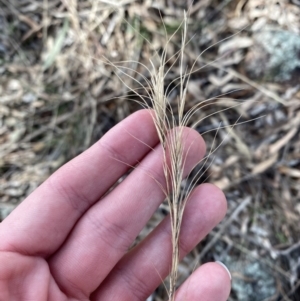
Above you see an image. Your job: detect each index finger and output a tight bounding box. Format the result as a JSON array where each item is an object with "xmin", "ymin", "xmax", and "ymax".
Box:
[{"xmin": 0, "ymin": 110, "xmax": 158, "ymax": 256}]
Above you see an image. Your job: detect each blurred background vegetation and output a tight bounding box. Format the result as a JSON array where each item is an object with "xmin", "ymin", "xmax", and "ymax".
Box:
[{"xmin": 0, "ymin": 0, "xmax": 300, "ymax": 300}]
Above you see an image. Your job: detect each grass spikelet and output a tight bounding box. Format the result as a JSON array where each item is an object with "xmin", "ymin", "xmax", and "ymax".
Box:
[
  {"xmin": 103, "ymin": 8, "xmax": 261, "ymax": 301},
  {"xmin": 105, "ymin": 10, "xmax": 193, "ymax": 299},
  {"xmin": 147, "ymin": 11, "xmax": 190, "ymax": 301}
]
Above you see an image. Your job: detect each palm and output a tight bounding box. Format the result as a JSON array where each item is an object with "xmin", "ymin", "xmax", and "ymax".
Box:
[{"xmin": 0, "ymin": 111, "xmax": 230, "ymax": 301}]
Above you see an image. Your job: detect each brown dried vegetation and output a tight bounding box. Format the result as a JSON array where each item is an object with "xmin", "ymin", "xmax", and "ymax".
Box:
[{"xmin": 0, "ymin": 0, "xmax": 300, "ymax": 300}]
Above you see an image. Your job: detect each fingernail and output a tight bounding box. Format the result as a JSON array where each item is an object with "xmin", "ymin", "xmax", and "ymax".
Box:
[{"xmin": 215, "ymin": 261, "xmax": 232, "ymax": 280}]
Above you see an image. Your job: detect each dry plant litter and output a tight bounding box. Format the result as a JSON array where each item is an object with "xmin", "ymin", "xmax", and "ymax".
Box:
[{"xmin": 1, "ymin": 0, "xmax": 300, "ymax": 300}]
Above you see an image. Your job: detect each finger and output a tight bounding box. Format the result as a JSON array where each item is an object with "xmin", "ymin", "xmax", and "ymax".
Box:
[
  {"xmin": 0, "ymin": 110, "xmax": 158, "ymax": 256},
  {"xmin": 49, "ymin": 128, "xmax": 206, "ymax": 299},
  {"xmin": 174, "ymin": 262, "xmax": 231, "ymax": 301},
  {"xmin": 0, "ymin": 252, "xmax": 67, "ymax": 301},
  {"xmin": 91, "ymin": 183, "xmax": 227, "ymax": 301}
]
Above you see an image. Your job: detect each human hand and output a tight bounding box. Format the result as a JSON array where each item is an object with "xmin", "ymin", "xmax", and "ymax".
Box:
[{"xmin": 0, "ymin": 110, "xmax": 231, "ymax": 301}]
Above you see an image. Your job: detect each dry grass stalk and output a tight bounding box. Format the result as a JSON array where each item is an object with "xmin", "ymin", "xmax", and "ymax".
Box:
[
  {"xmin": 105, "ymin": 10, "xmax": 243, "ymax": 300},
  {"xmin": 104, "ymin": 9, "xmax": 260, "ymax": 299},
  {"xmin": 144, "ymin": 13, "xmax": 189, "ymax": 301},
  {"xmin": 105, "ymin": 11, "xmax": 196, "ymax": 299}
]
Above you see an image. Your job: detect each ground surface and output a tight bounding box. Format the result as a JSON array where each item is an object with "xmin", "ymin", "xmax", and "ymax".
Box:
[{"xmin": 0, "ymin": 0, "xmax": 300, "ymax": 300}]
